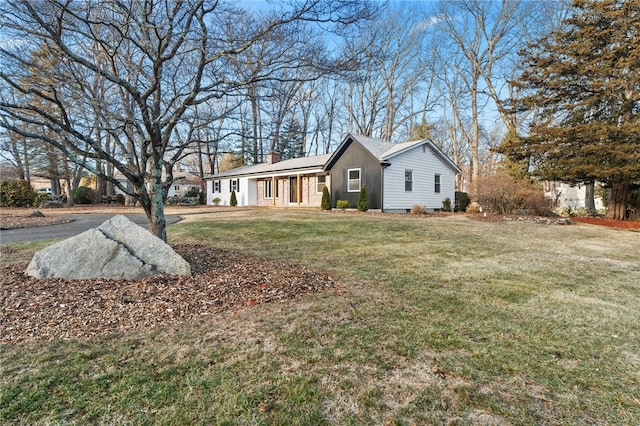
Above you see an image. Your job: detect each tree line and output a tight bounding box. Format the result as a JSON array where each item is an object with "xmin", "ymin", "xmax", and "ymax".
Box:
[{"xmin": 0, "ymin": 0, "xmax": 637, "ymax": 240}]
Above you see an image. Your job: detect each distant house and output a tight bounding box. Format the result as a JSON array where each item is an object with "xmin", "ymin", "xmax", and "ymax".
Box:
[
  {"xmin": 205, "ymin": 133, "xmax": 461, "ymax": 212},
  {"xmin": 113, "ymin": 170, "xmax": 202, "ymax": 199},
  {"xmin": 543, "ymin": 181, "xmax": 604, "ymax": 211}
]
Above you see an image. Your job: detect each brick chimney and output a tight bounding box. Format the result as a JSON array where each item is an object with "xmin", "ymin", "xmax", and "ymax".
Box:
[{"xmin": 267, "ymin": 151, "xmax": 281, "ymax": 164}]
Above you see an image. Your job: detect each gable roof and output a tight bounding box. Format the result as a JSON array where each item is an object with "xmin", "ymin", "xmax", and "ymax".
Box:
[
  {"xmin": 381, "ymin": 139, "xmax": 462, "ymax": 173},
  {"xmin": 205, "ymin": 154, "xmax": 331, "ymax": 180},
  {"xmin": 325, "ymin": 133, "xmax": 461, "ymax": 173},
  {"xmin": 205, "ymin": 133, "xmax": 461, "ymax": 180}
]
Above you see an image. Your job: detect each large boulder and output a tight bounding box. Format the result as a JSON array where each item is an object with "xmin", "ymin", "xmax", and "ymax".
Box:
[{"xmin": 26, "ymin": 215, "xmax": 191, "ymax": 279}]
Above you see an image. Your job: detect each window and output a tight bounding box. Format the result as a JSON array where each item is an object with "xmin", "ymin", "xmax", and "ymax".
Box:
[
  {"xmin": 347, "ymin": 168, "xmax": 361, "ymax": 192},
  {"xmin": 434, "ymin": 174, "xmax": 441, "ymax": 193},
  {"xmin": 316, "ymin": 175, "xmax": 327, "ymax": 193},
  {"xmin": 230, "ymin": 179, "xmax": 239, "ymax": 192},
  {"xmin": 213, "ymin": 180, "xmax": 220, "ymax": 193},
  {"xmin": 174, "ymin": 185, "xmax": 180, "ymax": 191},
  {"xmin": 264, "ymin": 179, "xmax": 272, "ymax": 199},
  {"xmin": 405, "ymin": 170, "xmax": 413, "ymax": 192}
]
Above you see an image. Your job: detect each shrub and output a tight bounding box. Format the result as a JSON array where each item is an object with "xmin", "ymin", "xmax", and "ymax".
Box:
[
  {"xmin": 357, "ymin": 185, "xmax": 368, "ymax": 212},
  {"xmin": 34, "ymin": 192, "xmax": 52, "ymax": 207},
  {"xmin": 0, "ymin": 180, "xmax": 37, "ymax": 207},
  {"xmin": 198, "ymin": 191, "xmax": 205, "ymax": 205},
  {"xmin": 442, "ymin": 197, "xmax": 452, "ymax": 212},
  {"xmin": 115, "ymin": 194, "xmax": 125, "ymax": 205},
  {"xmin": 184, "ymin": 187, "xmax": 199, "ymax": 197},
  {"xmin": 72, "ymin": 186, "xmax": 96, "ymax": 204},
  {"xmin": 410, "ymin": 204, "xmax": 427, "ymax": 215},
  {"xmin": 230, "ymin": 190, "xmax": 237, "ymax": 206},
  {"xmin": 336, "ymin": 199, "xmax": 349, "ymax": 210},
  {"xmin": 321, "ymin": 186, "xmax": 331, "ymax": 210},
  {"xmin": 477, "ymin": 172, "xmax": 551, "ymax": 215},
  {"xmin": 212, "ymin": 197, "xmax": 221, "ymax": 206},
  {"xmin": 455, "ymin": 191, "xmax": 470, "ymax": 212}
]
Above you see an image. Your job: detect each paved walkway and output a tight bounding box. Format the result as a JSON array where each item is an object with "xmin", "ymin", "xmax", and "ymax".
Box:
[{"xmin": 0, "ymin": 214, "xmax": 181, "ymax": 244}]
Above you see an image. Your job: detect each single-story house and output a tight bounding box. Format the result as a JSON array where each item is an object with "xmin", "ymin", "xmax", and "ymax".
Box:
[
  {"xmin": 113, "ymin": 170, "xmax": 202, "ymax": 198},
  {"xmin": 205, "ymin": 133, "xmax": 461, "ymax": 212}
]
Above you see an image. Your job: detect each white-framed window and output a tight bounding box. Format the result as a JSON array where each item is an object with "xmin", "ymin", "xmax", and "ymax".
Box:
[
  {"xmin": 316, "ymin": 175, "xmax": 327, "ymax": 193},
  {"xmin": 174, "ymin": 185, "xmax": 180, "ymax": 191},
  {"xmin": 229, "ymin": 178, "xmax": 239, "ymax": 192},
  {"xmin": 213, "ymin": 180, "xmax": 220, "ymax": 193},
  {"xmin": 264, "ymin": 179, "xmax": 272, "ymax": 199},
  {"xmin": 434, "ymin": 174, "xmax": 441, "ymax": 193},
  {"xmin": 347, "ymin": 168, "xmax": 361, "ymax": 192},
  {"xmin": 405, "ymin": 170, "xmax": 413, "ymax": 192}
]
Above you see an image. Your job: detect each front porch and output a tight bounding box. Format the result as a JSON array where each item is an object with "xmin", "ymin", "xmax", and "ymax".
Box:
[{"xmin": 254, "ymin": 174, "xmax": 328, "ymax": 207}]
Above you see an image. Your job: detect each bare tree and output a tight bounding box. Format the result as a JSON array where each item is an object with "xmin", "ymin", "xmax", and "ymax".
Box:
[
  {"xmin": 0, "ymin": 0, "xmax": 374, "ymax": 241},
  {"xmin": 432, "ymin": 0, "xmax": 541, "ymax": 208}
]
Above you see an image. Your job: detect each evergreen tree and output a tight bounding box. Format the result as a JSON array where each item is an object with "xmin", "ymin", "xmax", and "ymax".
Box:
[
  {"xmin": 230, "ymin": 190, "xmax": 237, "ymax": 207},
  {"xmin": 321, "ymin": 186, "xmax": 332, "ymax": 210},
  {"xmin": 409, "ymin": 118, "xmax": 433, "ymax": 141},
  {"xmin": 357, "ymin": 185, "xmax": 368, "ymax": 212},
  {"xmin": 502, "ymin": 0, "xmax": 640, "ymax": 220},
  {"xmin": 279, "ymin": 116, "xmax": 305, "ymax": 160}
]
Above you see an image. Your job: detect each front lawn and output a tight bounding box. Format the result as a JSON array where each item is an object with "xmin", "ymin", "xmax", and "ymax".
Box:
[{"xmin": 1, "ymin": 210, "xmax": 638, "ymax": 425}]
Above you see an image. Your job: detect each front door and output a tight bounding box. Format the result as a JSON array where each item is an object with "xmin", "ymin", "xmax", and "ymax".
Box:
[{"xmin": 289, "ymin": 176, "xmax": 298, "ymax": 203}]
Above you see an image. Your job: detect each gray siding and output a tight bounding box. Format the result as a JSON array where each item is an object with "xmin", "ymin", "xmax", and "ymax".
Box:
[
  {"xmin": 329, "ymin": 140, "xmax": 382, "ymax": 209},
  {"xmin": 383, "ymin": 144, "xmax": 457, "ymax": 211}
]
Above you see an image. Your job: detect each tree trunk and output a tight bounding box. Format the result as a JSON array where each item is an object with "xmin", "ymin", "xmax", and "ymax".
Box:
[
  {"xmin": 147, "ymin": 165, "xmax": 167, "ymax": 242},
  {"xmin": 606, "ymin": 182, "xmax": 628, "ymax": 221},
  {"xmin": 584, "ymin": 181, "xmax": 596, "ymax": 215}
]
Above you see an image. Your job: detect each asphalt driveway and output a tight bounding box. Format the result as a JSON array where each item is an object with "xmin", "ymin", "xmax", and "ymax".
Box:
[{"xmin": 0, "ymin": 214, "xmax": 181, "ymax": 244}]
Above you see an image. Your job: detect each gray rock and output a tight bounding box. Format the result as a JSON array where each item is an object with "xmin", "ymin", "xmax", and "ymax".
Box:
[
  {"xmin": 29, "ymin": 209, "xmax": 45, "ymax": 217},
  {"xmin": 26, "ymin": 215, "xmax": 191, "ymax": 279}
]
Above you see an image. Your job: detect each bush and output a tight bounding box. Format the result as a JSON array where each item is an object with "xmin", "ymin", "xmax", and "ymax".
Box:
[
  {"xmin": 357, "ymin": 185, "xmax": 368, "ymax": 212},
  {"xmin": 184, "ymin": 187, "xmax": 199, "ymax": 197},
  {"xmin": 115, "ymin": 194, "xmax": 125, "ymax": 205},
  {"xmin": 72, "ymin": 186, "xmax": 96, "ymax": 204},
  {"xmin": 321, "ymin": 186, "xmax": 331, "ymax": 210},
  {"xmin": 212, "ymin": 197, "xmax": 221, "ymax": 206},
  {"xmin": 410, "ymin": 204, "xmax": 427, "ymax": 215},
  {"xmin": 0, "ymin": 180, "xmax": 37, "ymax": 207},
  {"xmin": 336, "ymin": 199, "xmax": 349, "ymax": 210},
  {"xmin": 455, "ymin": 191, "xmax": 470, "ymax": 212},
  {"xmin": 477, "ymin": 172, "xmax": 551, "ymax": 215},
  {"xmin": 230, "ymin": 190, "xmax": 237, "ymax": 206},
  {"xmin": 198, "ymin": 191, "xmax": 205, "ymax": 205},
  {"xmin": 34, "ymin": 192, "xmax": 52, "ymax": 207},
  {"xmin": 442, "ymin": 197, "xmax": 452, "ymax": 212}
]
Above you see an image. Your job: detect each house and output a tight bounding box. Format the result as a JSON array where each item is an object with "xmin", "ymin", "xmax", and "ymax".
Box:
[
  {"xmin": 206, "ymin": 152, "xmax": 331, "ymax": 207},
  {"xmin": 113, "ymin": 170, "xmax": 202, "ymax": 199},
  {"xmin": 205, "ymin": 133, "xmax": 461, "ymax": 212},
  {"xmin": 543, "ymin": 181, "xmax": 604, "ymax": 211}
]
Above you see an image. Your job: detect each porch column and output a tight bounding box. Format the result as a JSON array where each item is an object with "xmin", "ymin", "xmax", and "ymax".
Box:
[
  {"xmin": 297, "ymin": 173, "xmax": 301, "ymax": 206},
  {"xmin": 272, "ymin": 176, "xmax": 276, "ymax": 206}
]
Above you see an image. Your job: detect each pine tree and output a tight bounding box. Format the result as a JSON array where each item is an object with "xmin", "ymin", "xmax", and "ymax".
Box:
[
  {"xmin": 230, "ymin": 190, "xmax": 237, "ymax": 207},
  {"xmin": 502, "ymin": 0, "xmax": 640, "ymax": 220}
]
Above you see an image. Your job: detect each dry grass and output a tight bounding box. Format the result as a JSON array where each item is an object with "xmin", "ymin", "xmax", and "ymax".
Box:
[{"xmin": 1, "ymin": 209, "xmax": 639, "ymax": 425}]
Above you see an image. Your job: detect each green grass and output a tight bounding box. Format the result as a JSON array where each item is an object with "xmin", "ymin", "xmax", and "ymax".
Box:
[{"xmin": 2, "ymin": 210, "xmax": 639, "ymax": 424}]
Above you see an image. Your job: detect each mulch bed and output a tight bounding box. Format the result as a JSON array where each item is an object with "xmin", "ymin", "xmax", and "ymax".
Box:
[
  {"xmin": 571, "ymin": 217, "xmax": 640, "ymax": 230},
  {"xmin": 0, "ymin": 244, "xmax": 338, "ymax": 344},
  {"xmin": 0, "ymin": 215, "xmax": 72, "ymax": 230}
]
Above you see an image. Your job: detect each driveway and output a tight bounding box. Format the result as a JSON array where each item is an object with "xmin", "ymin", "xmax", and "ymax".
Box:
[{"xmin": 0, "ymin": 214, "xmax": 181, "ymax": 244}]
